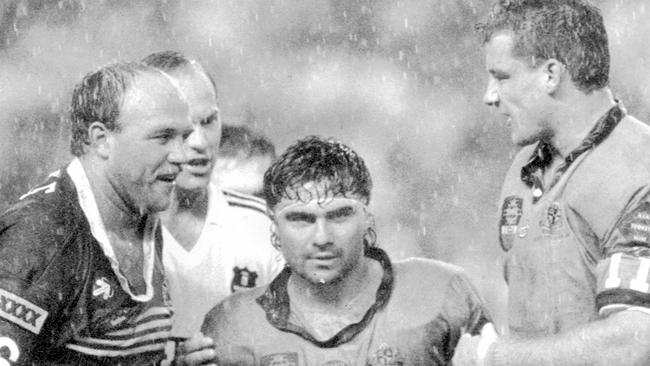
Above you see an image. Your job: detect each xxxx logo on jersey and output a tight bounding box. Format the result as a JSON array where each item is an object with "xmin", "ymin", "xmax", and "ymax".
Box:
[{"xmin": 0, "ymin": 289, "xmax": 48, "ymax": 334}]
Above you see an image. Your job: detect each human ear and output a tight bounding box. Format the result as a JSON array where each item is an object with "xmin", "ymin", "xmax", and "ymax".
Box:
[
  {"xmin": 541, "ymin": 59, "xmax": 565, "ymax": 93},
  {"xmin": 88, "ymin": 121, "xmax": 112, "ymax": 159}
]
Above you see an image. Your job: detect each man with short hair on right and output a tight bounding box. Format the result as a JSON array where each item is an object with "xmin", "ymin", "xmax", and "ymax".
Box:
[
  {"xmin": 201, "ymin": 136, "xmax": 493, "ymax": 366},
  {"xmin": 453, "ymin": 1, "xmax": 650, "ymax": 365}
]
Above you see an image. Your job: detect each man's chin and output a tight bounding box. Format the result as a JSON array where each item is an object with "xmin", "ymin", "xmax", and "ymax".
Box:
[{"xmin": 174, "ymin": 176, "xmax": 210, "ymax": 191}]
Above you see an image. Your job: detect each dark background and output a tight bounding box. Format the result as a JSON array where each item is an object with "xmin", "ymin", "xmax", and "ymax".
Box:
[{"xmin": 1, "ymin": 0, "xmax": 648, "ymax": 329}]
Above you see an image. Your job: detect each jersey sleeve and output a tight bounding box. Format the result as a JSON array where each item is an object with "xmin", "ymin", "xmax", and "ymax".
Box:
[
  {"xmin": 0, "ymin": 205, "xmax": 78, "ymax": 365},
  {"xmin": 597, "ymin": 195, "xmax": 650, "ymax": 315}
]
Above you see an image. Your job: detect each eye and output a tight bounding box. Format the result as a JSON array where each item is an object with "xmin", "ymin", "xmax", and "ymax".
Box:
[
  {"xmin": 152, "ymin": 130, "xmax": 175, "ymax": 144},
  {"xmin": 201, "ymin": 111, "xmax": 220, "ymax": 126}
]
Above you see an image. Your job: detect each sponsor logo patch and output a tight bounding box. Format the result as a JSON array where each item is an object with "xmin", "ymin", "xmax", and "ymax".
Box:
[
  {"xmin": 499, "ymin": 196, "xmax": 523, "ymax": 251},
  {"xmin": 619, "ymin": 202, "xmax": 650, "ymax": 245},
  {"xmin": 260, "ymin": 352, "xmax": 299, "ymax": 366},
  {"xmin": 92, "ymin": 277, "xmax": 114, "ymax": 300},
  {"xmin": 230, "ymin": 267, "xmax": 258, "ymax": 293},
  {"xmin": 321, "ymin": 361, "xmax": 348, "ymax": 366},
  {"xmin": 367, "ymin": 343, "xmax": 403, "ymax": 366},
  {"xmin": 539, "ymin": 201, "xmax": 565, "ymax": 238},
  {"xmin": 0, "ymin": 289, "xmax": 48, "ymax": 335}
]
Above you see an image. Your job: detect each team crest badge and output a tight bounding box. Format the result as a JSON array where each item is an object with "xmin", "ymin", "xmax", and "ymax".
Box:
[
  {"xmin": 539, "ymin": 201, "xmax": 564, "ymax": 237},
  {"xmin": 321, "ymin": 361, "xmax": 348, "ymax": 366},
  {"xmin": 367, "ymin": 344, "xmax": 403, "ymax": 366},
  {"xmin": 499, "ymin": 196, "xmax": 523, "ymax": 251},
  {"xmin": 260, "ymin": 352, "xmax": 299, "ymax": 366},
  {"xmin": 230, "ymin": 267, "xmax": 259, "ymax": 293},
  {"xmin": 92, "ymin": 277, "xmax": 114, "ymax": 300}
]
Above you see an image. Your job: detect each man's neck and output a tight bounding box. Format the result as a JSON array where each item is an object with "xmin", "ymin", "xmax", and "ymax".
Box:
[
  {"xmin": 549, "ymin": 87, "xmax": 616, "ymax": 157},
  {"xmin": 160, "ymin": 186, "xmax": 210, "ymax": 251},
  {"xmin": 79, "ymin": 156, "xmax": 145, "ymax": 239}
]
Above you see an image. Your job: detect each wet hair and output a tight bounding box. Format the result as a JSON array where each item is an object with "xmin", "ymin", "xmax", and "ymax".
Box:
[
  {"xmin": 219, "ymin": 124, "xmax": 276, "ymax": 160},
  {"xmin": 142, "ymin": 50, "xmax": 218, "ymax": 95},
  {"xmin": 69, "ymin": 62, "xmax": 157, "ymax": 156},
  {"xmin": 263, "ymin": 136, "xmax": 372, "ymax": 209},
  {"xmin": 477, "ymin": 0, "xmax": 609, "ymax": 93}
]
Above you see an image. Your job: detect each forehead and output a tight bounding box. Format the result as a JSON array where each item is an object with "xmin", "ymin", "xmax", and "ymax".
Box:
[
  {"xmin": 119, "ymin": 72, "xmax": 190, "ymax": 127},
  {"xmin": 171, "ymin": 65, "xmax": 218, "ymax": 117},
  {"xmin": 275, "ymin": 196, "xmax": 363, "ymax": 215},
  {"xmin": 485, "ymin": 32, "xmax": 523, "ymax": 70}
]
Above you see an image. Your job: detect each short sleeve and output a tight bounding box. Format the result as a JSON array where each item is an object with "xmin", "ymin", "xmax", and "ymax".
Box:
[
  {"xmin": 0, "ymin": 206, "xmax": 77, "ymax": 364},
  {"xmin": 597, "ymin": 198, "xmax": 650, "ymax": 315}
]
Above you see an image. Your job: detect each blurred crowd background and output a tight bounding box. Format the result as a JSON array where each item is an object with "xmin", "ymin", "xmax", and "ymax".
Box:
[{"xmin": 1, "ymin": 0, "xmax": 648, "ymax": 328}]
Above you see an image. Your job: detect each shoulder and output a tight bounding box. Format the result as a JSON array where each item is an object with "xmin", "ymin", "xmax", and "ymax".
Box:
[
  {"xmin": 568, "ymin": 116, "xmax": 650, "ymax": 235},
  {"xmin": 221, "ymin": 188, "xmax": 270, "ymax": 218},
  {"xmin": 0, "ymin": 168, "xmax": 84, "ymax": 278},
  {"xmin": 201, "ymin": 286, "xmax": 267, "ymax": 337},
  {"xmin": 391, "ymin": 257, "xmax": 472, "ymax": 297}
]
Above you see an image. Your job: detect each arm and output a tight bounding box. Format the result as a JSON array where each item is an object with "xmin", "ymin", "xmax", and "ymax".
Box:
[
  {"xmin": 0, "ymin": 207, "xmax": 74, "ymax": 365},
  {"xmin": 486, "ymin": 309, "xmax": 650, "ymax": 366},
  {"xmin": 201, "ymin": 300, "xmax": 256, "ymax": 366}
]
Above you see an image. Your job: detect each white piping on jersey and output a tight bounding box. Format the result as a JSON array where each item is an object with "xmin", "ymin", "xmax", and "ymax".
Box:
[
  {"xmin": 67, "ymin": 158, "xmax": 156, "ymax": 302},
  {"xmin": 66, "ymin": 340, "xmax": 166, "ymax": 357},
  {"xmin": 106, "ymin": 317, "xmax": 172, "ymax": 337},
  {"xmin": 70, "ymin": 328, "xmax": 171, "ymax": 348}
]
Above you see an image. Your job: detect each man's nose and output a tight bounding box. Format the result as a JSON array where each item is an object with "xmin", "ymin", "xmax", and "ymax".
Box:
[
  {"xmin": 483, "ymin": 79, "xmax": 500, "ymax": 107},
  {"xmin": 185, "ymin": 127, "xmax": 209, "ymax": 151},
  {"xmin": 312, "ymin": 219, "xmax": 332, "ymax": 247},
  {"xmin": 168, "ymin": 136, "xmax": 189, "ymax": 165}
]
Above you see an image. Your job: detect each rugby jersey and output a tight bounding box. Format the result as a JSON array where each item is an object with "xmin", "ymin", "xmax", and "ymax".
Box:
[
  {"xmin": 163, "ymin": 184, "xmax": 283, "ymax": 338},
  {"xmin": 498, "ymin": 104, "xmax": 650, "ymax": 336},
  {"xmin": 0, "ymin": 158, "xmax": 172, "ymax": 365},
  {"xmin": 202, "ymin": 247, "xmax": 491, "ymax": 366}
]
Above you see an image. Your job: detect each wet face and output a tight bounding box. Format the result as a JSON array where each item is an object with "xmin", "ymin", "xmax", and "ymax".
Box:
[
  {"xmin": 483, "ymin": 32, "xmax": 553, "ymax": 146},
  {"xmin": 172, "ymin": 65, "xmax": 221, "ymax": 192},
  {"xmin": 106, "ymin": 72, "xmax": 192, "ymax": 214},
  {"xmin": 273, "ymin": 189, "xmax": 368, "ymax": 286}
]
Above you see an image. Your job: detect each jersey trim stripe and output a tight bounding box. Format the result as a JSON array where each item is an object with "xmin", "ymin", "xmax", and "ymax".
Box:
[
  {"xmin": 226, "ymin": 201, "xmax": 268, "ymax": 216},
  {"xmin": 222, "ymin": 189, "xmax": 266, "ymax": 205},
  {"xmin": 66, "ymin": 340, "xmax": 166, "ymax": 357},
  {"xmin": 72, "ymin": 328, "xmax": 170, "ymax": 348},
  {"xmin": 106, "ymin": 318, "xmax": 172, "ymax": 337}
]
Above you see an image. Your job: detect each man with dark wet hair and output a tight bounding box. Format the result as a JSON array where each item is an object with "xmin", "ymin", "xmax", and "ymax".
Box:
[
  {"xmin": 200, "ymin": 136, "xmax": 492, "ymax": 365},
  {"xmin": 0, "ymin": 62, "xmax": 193, "ymax": 364},
  {"xmin": 453, "ymin": 1, "xmax": 650, "ymax": 365}
]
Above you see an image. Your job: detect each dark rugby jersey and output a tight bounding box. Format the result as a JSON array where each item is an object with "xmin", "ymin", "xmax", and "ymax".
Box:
[
  {"xmin": 498, "ymin": 104, "xmax": 650, "ymax": 336},
  {"xmin": 0, "ymin": 159, "xmax": 172, "ymax": 365},
  {"xmin": 202, "ymin": 247, "xmax": 490, "ymax": 366}
]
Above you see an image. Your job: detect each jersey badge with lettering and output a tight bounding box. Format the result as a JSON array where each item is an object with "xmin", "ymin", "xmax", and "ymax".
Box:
[
  {"xmin": 0, "ymin": 289, "xmax": 48, "ymax": 334},
  {"xmin": 367, "ymin": 343, "xmax": 403, "ymax": 366},
  {"xmin": 260, "ymin": 352, "xmax": 298, "ymax": 366}
]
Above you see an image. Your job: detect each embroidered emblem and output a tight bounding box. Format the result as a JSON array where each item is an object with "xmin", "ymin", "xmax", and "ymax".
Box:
[
  {"xmin": 230, "ymin": 267, "xmax": 258, "ymax": 293},
  {"xmin": 0, "ymin": 289, "xmax": 49, "ymax": 334},
  {"xmin": 539, "ymin": 202, "xmax": 564, "ymax": 237},
  {"xmin": 260, "ymin": 352, "xmax": 299, "ymax": 366},
  {"xmin": 499, "ymin": 196, "xmax": 523, "ymax": 251},
  {"xmin": 321, "ymin": 361, "xmax": 348, "ymax": 366},
  {"xmin": 92, "ymin": 277, "xmax": 114, "ymax": 300},
  {"xmin": 367, "ymin": 343, "xmax": 404, "ymax": 366},
  {"xmin": 517, "ymin": 224, "xmax": 529, "ymax": 238},
  {"xmin": 619, "ymin": 202, "xmax": 650, "ymax": 245}
]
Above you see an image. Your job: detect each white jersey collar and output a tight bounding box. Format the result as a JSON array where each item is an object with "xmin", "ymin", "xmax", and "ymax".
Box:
[{"xmin": 67, "ymin": 158, "xmax": 156, "ymax": 302}]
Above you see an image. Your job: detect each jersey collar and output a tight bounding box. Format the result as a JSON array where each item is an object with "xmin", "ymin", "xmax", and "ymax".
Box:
[
  {"xmin": 256, "ymin": 246, "xmax": 393, "ymax": 348},
  {"xmin": 67, "ymin": 158, "xmax": 157, "ymax": 302},
  {"xmin": 521, "ymin": 102, "xmax": 626, "ymax": 202}
]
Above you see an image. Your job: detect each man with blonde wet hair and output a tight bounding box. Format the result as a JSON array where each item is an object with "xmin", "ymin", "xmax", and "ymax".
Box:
[{"xmin": 200, "ymin": 136, "xmax": 492, "ymax": 365}]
